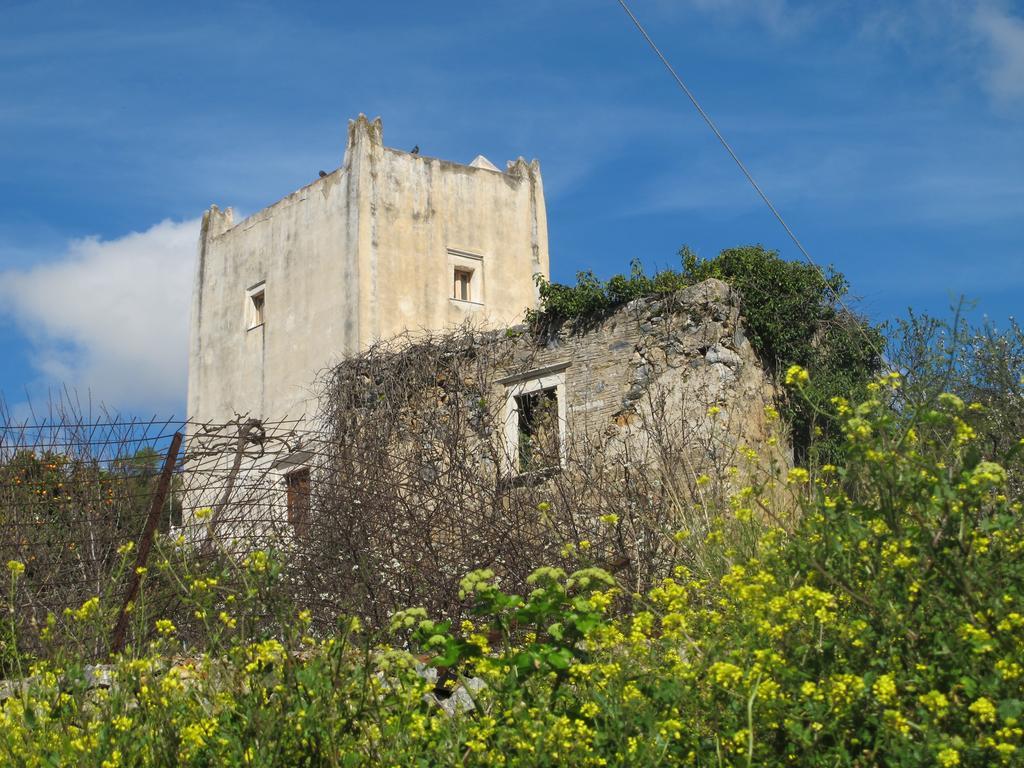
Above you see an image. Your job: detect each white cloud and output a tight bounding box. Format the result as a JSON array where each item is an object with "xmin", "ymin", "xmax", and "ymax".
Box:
[
  {"xmin": 0, "ymin": 218, "xmax": 199, "ymax": 414},
  {"xmin": 973, "ymin": 3, "xmax": 1024, "ymax": 105}
]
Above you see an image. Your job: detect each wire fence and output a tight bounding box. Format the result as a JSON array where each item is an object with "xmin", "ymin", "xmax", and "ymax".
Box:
[{"xmin": 0, "ymin": 411, "xmax": 313, "ymax": 658}]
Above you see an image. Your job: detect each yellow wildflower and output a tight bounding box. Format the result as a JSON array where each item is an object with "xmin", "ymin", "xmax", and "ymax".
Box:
[
  {"xmin": 872, "ymin": 674, "xmax": 897, "ymax": 705},
  {"xmin": 785, "ymin": 364, "xmax": 809, "ymax": 386},
  {"xmin": 155, "ymin": 619, "xmax": 176, "ymax": 636},
  {"xmin": 969, "ymin": 696, "xmax": 997, "ymax": 723}
]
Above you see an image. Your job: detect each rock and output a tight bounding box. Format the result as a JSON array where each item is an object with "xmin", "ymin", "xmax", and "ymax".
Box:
[
  {"xmin": 624, "ymin": 383, "xmax": 646, "ymax": 404},
  {"xmin": 674, "ymin": 278, "xmax": 735, "ymax": 309},
  {"xmin": 695, "ymin": 321, "xmax": 724, "ymax": 346},
  {"xmin": 705, "ymin": 344, "xmax": 742, "ymax": 369},
  {"xmin": 710, "ymin": 362, "xmax": 738, "ymax": 386},
  {"xmin": 84, "ymin": 665, "xmax": 114, "ymax": 688},
  {"xmin": 645, "ymin": 346, "xmax": 668, "ymax": 370},
  {"xmin": 424, "ymin": 675, "xmax": 487, "ymax": 717}
]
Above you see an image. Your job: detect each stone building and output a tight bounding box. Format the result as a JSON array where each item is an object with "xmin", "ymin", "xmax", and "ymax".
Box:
[
  {"xmin": 182, "ymin": 118, "xmax": 787, "ymax": 591},
  {"xmin": 187, "ymin": 115, "xmax": 549, "ymax": 426},
  {"xmin": 181, "ymin": 275, "xmax": 789, "ymax": 622}
]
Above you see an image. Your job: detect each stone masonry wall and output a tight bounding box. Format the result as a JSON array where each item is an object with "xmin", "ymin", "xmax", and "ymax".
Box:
[{"xmin": 494, "ymin": 277, "xmax": 787, "ymax": 477}]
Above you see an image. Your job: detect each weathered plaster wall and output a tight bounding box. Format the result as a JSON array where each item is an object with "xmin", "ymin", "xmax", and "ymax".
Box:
[
  {"xmin": 363, "ymin": 145, "xmax": 548, "ymax": 342},
  {"xmin": 187, "ymin": 115, "xmax": 549, "ymax": 425}
]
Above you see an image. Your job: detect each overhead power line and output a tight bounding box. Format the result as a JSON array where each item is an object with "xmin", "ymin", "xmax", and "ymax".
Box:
[{"xmin": 614, "ymin": 0, "xmax": 883, "ymax": 357}]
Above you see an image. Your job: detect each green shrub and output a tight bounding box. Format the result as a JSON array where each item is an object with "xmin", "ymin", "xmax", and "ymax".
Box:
[{"xmin": 527, "ymin": 258, "xmax": 688, "ymax": 326}]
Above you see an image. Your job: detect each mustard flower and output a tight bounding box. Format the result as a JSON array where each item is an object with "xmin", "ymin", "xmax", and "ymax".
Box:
[
  {"xmin": 67, "ymin": 596, "xmax": 100, "ymax": 622},
  {"xmin": 954, "ymin": 418, "xmax": 976, "ymax": 444},
  {"xmin": 785, "ymin": 364, "xmax": 809, "ymax": 386},
  {"xmin": 918, "ymin": 690, "xmax": 949, "ymax": 716},
  {"xmin": 155, "ymin": 619, "xmax": 176, "ymax": 636},
  {"xmin": 243, "ymin": 551, "xmax": 269, "ymax": 573},
  {"xmin": 970, "ymin": 461, "xmax": 1007, "ymax": 488},
  {"xmin": 872, "ymin": 674, "xmax": 897, "ymax": 705},
  {"xmin": 969, "ymin": 696, "xmax": 997, "ymax": 723},
  {"xmin": 708, "ymin": 661, "xmax": 744, "ymax": 689},
  {"xmin": 937, "ymin": 392, "xmax": 965, "ymax": 412},
  {"xmin": 786, "ymin": 467, "xmax": 810, "ymax": 485}
]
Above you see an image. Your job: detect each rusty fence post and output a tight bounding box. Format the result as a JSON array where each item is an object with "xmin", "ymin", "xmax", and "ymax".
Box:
[{"xmin": 110, "ymin": 431, "xmax": 183, "ymax": 655}]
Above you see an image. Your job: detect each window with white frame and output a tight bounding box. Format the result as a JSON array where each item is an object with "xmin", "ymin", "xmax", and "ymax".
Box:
[
  {"xmin": 247, "ymin": 282, "xmax": 266, "ymax": 329},
  {"xmin": 448, "ymin": 249, "xmax": 483, "ymax": 305},
  {"xmin": 501, "ymin": 365, "xmax": 569, "ymax": 475},
  {"xmin": 515, "ymin": 388, "xmax": 559, "ymax": 472}
]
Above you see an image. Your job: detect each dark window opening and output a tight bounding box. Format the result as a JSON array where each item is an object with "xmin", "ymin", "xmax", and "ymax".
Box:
[
  {"xmin": 515, "ymin": 388, "xmax": 560, "ymax": 473},
  {"xmin": 285, "ymin": 468, "xmax": 310, "ymax": 536}
]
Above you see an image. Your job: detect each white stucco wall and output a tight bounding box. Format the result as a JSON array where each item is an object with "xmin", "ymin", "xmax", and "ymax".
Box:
[{"xmin": 187, "ymin": 115, "xmax": 549, "ymax": 425}]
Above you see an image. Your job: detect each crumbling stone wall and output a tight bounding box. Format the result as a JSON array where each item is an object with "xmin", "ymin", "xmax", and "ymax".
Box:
[
  {"xmin": 304, "ymin": 278, "xmax": 788, "ymax": 624},
  {"xmin": 494, "ymin": 277, "xmax": 786, "ymax": 477}
]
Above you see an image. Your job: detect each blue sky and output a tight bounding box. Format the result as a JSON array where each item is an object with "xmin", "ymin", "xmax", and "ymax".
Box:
[{"xmin": 1, "ymin": 0, "xmax": 1021, "ymax": 417}]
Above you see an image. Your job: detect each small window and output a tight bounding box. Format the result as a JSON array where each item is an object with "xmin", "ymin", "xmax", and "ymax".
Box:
[
  {"xmin": 248, "ymin": 283, "xmax": 265, "ymax": 329},
  {"xmin": 501, "ymin": 365, "xmax": 568, "ymax": 477},
  {"xmin": 453, "ymin": 267, "xmax": 473, "ymax": 302},
  {"xmin": 285, "ymin": 468, "xmax": 310, "ymax": 535},
  {"xmin": 515, "ymin": 388, "xmax": 560, "ymax": 473}
]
